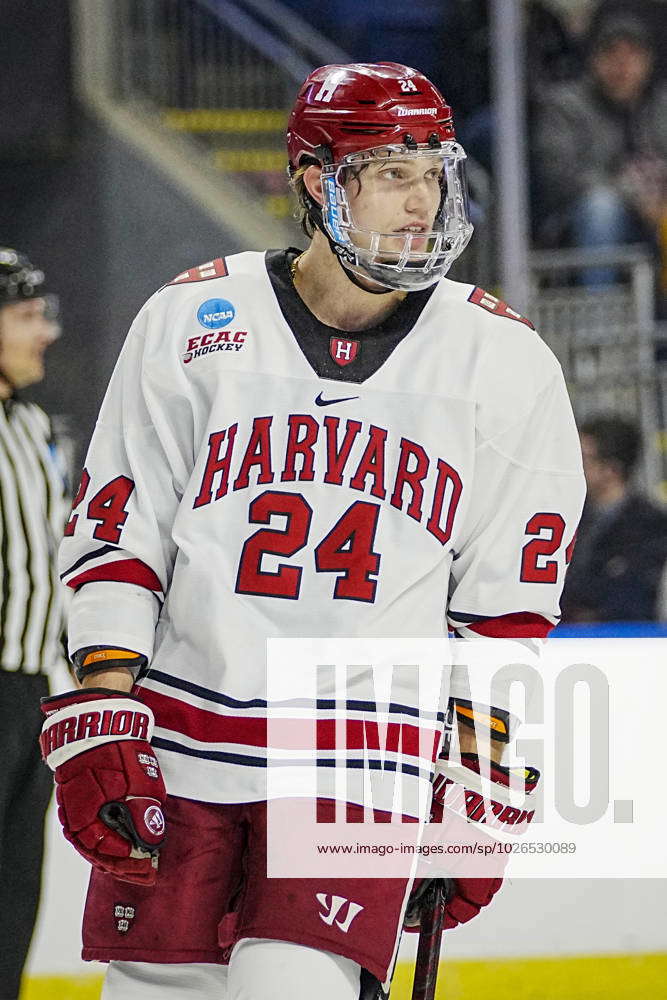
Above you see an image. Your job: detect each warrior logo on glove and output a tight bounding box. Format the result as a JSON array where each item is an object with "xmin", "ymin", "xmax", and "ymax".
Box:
[
  {"xmin": 404, "ymin": 748, "xmax": 541, "ymax": 933},
  {"xmin": 40, "ymin": 704, "xmax": 151, "ymax": 759},
  {"xmin": 433, "ymin": 754, "xmax": 540, "ymax": 834},
  {"xmin": 40, "ymin": 688, "xmax": 167, "ymax": 885},
  {"xmin": 143, "ymin": 805, "xmax": 166, "ymax": 836}
]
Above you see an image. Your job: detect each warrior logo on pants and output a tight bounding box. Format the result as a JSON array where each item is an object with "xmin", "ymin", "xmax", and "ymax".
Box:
[{"xmin": 316, "ymin": 894, "xmax": 364, "ymax": 933}]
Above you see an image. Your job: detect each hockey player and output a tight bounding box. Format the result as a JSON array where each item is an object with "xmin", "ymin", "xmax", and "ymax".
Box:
[{"xmin": 41, "ymin": 63, "xmax": 585, "ymax": 999}]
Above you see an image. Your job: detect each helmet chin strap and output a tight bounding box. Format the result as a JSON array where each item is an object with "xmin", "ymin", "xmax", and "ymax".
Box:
[
  {"xmin": 334, "ymin": 250, "xmax": 393, "ymax": 295},
  {"xmin": 305, "ymin": 194, "xmax": 394, "ymax": 296}
]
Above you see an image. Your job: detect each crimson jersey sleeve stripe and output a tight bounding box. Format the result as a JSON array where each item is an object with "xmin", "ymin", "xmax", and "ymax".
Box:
[
  {"xmin": 65, "ymin": 558, "xmax": 163, "ymax": 594},
  {"xmin": 448, "ymin": 610, "xmax": 555, "ymax": 639},
  {"xmin": 141, "ymin": 687, "xmax": 267, "ymax": 745},
  {"xmin": 139, "ymin": 686, "xmax": 441, "ymax": 758},
  {"xmin": 60, "ymin": 543, "xmax": 120, "ymax": 580},
  {"xmin": 146, "ymin": 667, "xmax": 446, "ymax": 722}
]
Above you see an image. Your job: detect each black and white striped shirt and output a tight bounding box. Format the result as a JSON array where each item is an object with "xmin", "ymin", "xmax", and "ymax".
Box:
[{"xmin": 0, "ymin": 397, "xmax": 68, "ymax": 674}]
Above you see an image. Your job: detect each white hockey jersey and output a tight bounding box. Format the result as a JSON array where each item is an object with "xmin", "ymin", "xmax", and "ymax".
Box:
[{"xmin": 59, "ymin": 250, "xmax": 585, "ymax": 808}]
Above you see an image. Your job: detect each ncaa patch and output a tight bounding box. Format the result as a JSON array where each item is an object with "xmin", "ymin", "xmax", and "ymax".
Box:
[{"xmin": 197, "ymin": 298, "xmax": 236, "ymax": 330}]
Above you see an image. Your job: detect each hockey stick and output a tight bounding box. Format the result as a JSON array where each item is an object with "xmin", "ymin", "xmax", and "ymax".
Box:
[{"xmin": 410, "ymin": 878, "xmax": 455, "ymax": 1000}]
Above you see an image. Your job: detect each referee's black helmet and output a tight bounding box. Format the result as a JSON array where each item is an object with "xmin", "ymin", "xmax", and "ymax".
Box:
[{"xmin": 0, "ymin": 247, "xmax": 46, "ymax": 306}]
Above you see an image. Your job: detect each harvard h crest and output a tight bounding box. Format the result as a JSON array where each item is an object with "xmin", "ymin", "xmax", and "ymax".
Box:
[{"xmin": 329, "ymin": 337, "xmax": 360, "ymax": 367}]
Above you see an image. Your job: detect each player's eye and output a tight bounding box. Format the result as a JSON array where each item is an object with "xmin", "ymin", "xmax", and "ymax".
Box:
[{"xmin": 380, "ymin": 167, "xmax": 405, "ymax": 181}]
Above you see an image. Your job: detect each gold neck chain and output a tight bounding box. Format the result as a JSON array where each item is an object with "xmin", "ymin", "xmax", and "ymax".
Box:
[
  {"xmin": 289, "ymin": 252, "xmax": 305, "ymax": 283},
  {"xmin": 290, "ymin": 250, "xmax": 407, "ymax": 304}
]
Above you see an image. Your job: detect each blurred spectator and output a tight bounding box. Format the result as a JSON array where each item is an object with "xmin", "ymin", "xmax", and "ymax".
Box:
[
  {"xmin": 560, "ymin": 414, "xmax": 667, "ymax": 622},
  {"xmin": 586, "ymin": 1, "xmax": 667, "ymax": 80},
  {"xmin": 548, "ymin": 0, "xmax": 599, "ymax": 37},
  {"xmin": 439, "ymin": 0, "xmax": 579, "ymax": 174},
  {"xmin": 0, "ymin": 249, "xmax": 68, "ymax": 1000},
  {"xmin": 533, "ymin": 10, "xmax": 667, "ymax": 285}
]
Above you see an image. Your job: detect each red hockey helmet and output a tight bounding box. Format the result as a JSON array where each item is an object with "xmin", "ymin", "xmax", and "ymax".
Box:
[
  {"xmin": 286, "ymin": 63, "xmax": 472, "ymax": 291},
  {"xmin": 287, "ymin": 62, "xmax": 456, "ymax": 170}
]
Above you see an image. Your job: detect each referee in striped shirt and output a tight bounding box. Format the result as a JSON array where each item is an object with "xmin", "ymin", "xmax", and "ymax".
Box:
[{"xmin": 0, "ymin": 248, "xmax": 68, "ymax": 1000}]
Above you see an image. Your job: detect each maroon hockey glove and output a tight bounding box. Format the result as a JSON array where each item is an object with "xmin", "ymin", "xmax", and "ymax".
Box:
[
  {"xmin": 40, "ymin": 688, "xmax": 167, "ymax": 885},
  {"xmin": 439, "ymin": 876, "xmax": 504, "ymax": 930},
  {"xmin": 434, "ymin": 753, "xmax": 539, "ymax": 930},
  {"xmin": 406, "ymin": 753, "xmax": 539, "ymax": 932}
]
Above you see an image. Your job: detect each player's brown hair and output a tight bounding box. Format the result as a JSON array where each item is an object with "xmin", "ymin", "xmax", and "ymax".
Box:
[{"xmin": 289, "ymin": 164, "xmax": 316, "ymax": 239}]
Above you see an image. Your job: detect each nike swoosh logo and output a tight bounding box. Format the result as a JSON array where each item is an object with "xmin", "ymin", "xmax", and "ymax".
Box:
[{"xmin": 315, "ymin": 392, "xmax": 359, "ymax": 407}]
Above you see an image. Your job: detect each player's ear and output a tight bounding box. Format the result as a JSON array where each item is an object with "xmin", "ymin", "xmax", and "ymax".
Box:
[{"xmin": 303, "ymin": 164, "xmax": 324, "ymax": 206}]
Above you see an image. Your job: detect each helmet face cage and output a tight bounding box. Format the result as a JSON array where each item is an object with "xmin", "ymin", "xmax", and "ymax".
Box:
[{"xmin": 319, "ymin": 141, "xmax": 473, "ymax": 291}]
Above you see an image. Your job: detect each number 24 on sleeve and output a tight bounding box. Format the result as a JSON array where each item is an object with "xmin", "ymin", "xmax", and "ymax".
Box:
[
  {"xmin": 64, "ymin": 468, "xmax": 135, "ymax": 544},
  {"xmin": 520, "ymin": 512, "xmax": 576, "ymax": 584}
]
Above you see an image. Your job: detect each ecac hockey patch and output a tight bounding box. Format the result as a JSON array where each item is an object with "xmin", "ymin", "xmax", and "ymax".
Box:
[{"xmin": 182, "ymin": 329, "xmax": 248, "ymax": 364}]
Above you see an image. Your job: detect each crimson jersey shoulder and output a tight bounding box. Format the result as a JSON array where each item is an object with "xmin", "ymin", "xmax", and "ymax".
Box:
[
  {"xmin": 160, "ymin": 257, "xmax": 229, "ymax": 290},
  {"xmin": 133, "ymin": 250, "xmax": 265, "ymax": 337},
  {"xmin": 432, "ymin": 278, "xmax": 567, "ymax": 440},
  {"xmin": 434, "ymin": 277, "xmax": 558, "ymax": 380},
  {"xmin": 467, "ymin": 286, "xmax": 535, "ymax": 330},
  {"xmin": 157, "ymin": 250, "xmax": 265, "ymax": 294}
]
